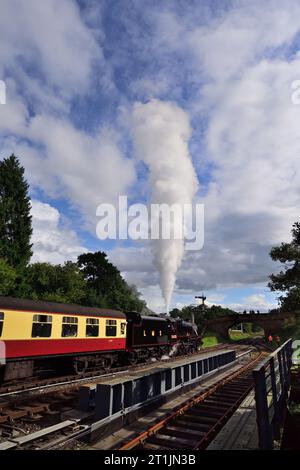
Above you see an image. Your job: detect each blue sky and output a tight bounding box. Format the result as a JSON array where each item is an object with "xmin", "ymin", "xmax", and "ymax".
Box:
[{"xmin": 1, "ymin": 0, "xmax": 300, "ymax": 312}]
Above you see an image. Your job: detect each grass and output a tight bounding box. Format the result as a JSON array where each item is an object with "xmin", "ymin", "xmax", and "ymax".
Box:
[
  {"xmin": 201, "ymin": 335, "xmax": 219, "ymax": 347},
  {"xmin": 229, "ymin": 330, "xmax": 264, "ymax": 341},
  {"xmin": 229, "ymin": 331, "xmax": 253, "ymax": 341},
  {"xmin": 201, "ymin": 329, "xmax": 223, "ymax": 348}
]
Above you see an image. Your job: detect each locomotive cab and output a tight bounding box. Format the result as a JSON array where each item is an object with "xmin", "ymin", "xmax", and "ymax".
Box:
[{"xmin": 124, "ymin": 311, "xmax": 170, "ymax": 363}]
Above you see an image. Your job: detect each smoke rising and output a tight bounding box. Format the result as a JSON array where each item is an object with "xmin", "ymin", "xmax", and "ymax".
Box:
[{"xmin": 132, "ymin": 99, "xmax": 198, "ymax": 313}]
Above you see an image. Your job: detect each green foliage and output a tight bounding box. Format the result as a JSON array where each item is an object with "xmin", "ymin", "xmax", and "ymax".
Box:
[
  {"xmin": 229, "ymin": 330, "xmax": 254, "ymax": 341},
  {"xmin": 19, "ymin": 261, "xmax": 86, "ymax": 304},
  {"xmin": 78, "ymin": 251, "xmax": 146, "ymax": 312},
  {"xmin": 201, "ymin": 333, "xmax": 219, "ymax": 347},
  {"xmin": 252, "ymin": 323, "xmax": 263, "ymax": 333},
  {"xmin": 207, "ymin": 304, "xmax": 236, "ymax": 318},
  {"xmin": 269, "ymin": 222, "xmax": 300, "ymax": 310},
  {"xmin": 169, "ymin": 308, "xmax": 181, "ymax": 318},
  {"xmin": 0, "ymin": 154, "xmax": 32, "ymax": 270},
  {"xmin": 0, "ymin": 257, "xmax": 16, "ymax": 295},
  {"xmin": 201, "ymin": 329, "xmax": 226, "ymax": 347},
  {"xmin": 243, "ymin": 323, "xmax": 253, "ymax": 334}
]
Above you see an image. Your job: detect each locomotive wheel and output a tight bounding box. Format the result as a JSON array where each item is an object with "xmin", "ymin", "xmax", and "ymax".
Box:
[
  {"xmin": 155, "ymin": 348, "xmax": 163, "ymax": 359},
  {"xmin": 102, "ymin": 357, "xmax": 112, "ymax": 372},
  {"xmin": 128, "ymin": 351, "xmax": 138, "ymax": 365},
  {"xmin": 74, "ymin": 359, "xmax": 88, "ymax": 374}
]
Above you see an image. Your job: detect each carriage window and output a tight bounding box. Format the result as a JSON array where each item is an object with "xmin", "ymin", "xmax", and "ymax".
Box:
[
  {"xmin": 0, "ymin": 312, "xmax": 4, "ymax": 337},
  {"xmin": 86, "ymin": 318, "xmax": 99, "ymax": 337},
  {"xmin": 32, "ymin": 314, "xmax": 52, "ymax": 338},
  {"xmin": 151, "ymin": 330, "xmax": 155, "ymax": 336},
  {"xmin": 62, "ymin": 316, "xmax": 78, "ymax": 337},
  {"xmin": 106, "ymin": 319, "xmax": 117, "ymax": 337},
  {"xmin": 121, "ymin": 322, "xmax": 126, "ymax": 335},
  {"xmin": 143, "ymin": 329, "xmax": 147, "ymax": 337},
  {"xmin": 159, "ymin": 330, "xmax": 162, "ymax": 336}
]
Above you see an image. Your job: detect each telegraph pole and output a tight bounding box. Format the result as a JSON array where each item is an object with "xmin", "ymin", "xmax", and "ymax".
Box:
[{"xmin": 193, "ymin": 293, "xmax": 206, "ymax": 324}]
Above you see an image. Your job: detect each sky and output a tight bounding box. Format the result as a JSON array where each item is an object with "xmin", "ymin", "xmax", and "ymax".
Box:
[{"xmin": 1, "ymin": 0, "xmax": 300, "ymax": 312}]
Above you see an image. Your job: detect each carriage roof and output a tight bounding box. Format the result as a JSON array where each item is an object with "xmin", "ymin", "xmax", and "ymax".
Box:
[{"xmin": 0, "ymin": 296, "xmax": 125, "ymax": 319}]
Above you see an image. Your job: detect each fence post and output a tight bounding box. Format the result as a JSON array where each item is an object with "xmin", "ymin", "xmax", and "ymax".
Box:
[
  {"xmin": 253, "ymin": 339, "xmax": 293, "ymax": 449},
  {"xmin": 269, "ymin": 356, "xmax": 280, "ymax": 440},
  {"xmin": 253, "ymin": 366, "xmax": 273, "ymax": 449}
]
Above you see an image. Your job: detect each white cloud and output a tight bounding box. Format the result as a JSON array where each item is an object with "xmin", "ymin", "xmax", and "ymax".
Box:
[
  {"xmin": 27, "ymin": 115, "xmax": 136, "ymax": 227},
  {"xmin": 31, "ymin": 200, "xmax": 87, "ymax": 264},
  {"xmin": 139, "ymin": 284, "xmax": 167, "ymax": 314},
  {"xmin": 0, "ymin": 0, "xmax": 100, "ymax": 97},
  {"xmin": 186, "ymin": 4, "xmax": 300, "ymax": 83},
  {"xmin": 227, "ymin": 293, "xmax": 277, "ymax": 313}
]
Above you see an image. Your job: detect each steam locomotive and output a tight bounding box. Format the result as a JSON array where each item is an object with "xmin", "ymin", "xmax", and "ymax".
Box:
[{"xmin": 0, "ymin": 297, "xmax": 200, "ymax": 383}]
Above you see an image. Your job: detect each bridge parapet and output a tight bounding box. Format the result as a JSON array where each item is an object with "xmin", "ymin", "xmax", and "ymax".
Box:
[{"xmin": 204, "ymin": 312, "xmax": 296, "ymax": 339}]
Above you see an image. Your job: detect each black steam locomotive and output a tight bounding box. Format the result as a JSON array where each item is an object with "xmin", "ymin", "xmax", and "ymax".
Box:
[{"xmin": 125, "ymin": 312, "xmax": 200, "ymax": 364}]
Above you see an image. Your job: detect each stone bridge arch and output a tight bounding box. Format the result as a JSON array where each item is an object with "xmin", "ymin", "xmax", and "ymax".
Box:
[{"xmin": 204, "ymin": 312, "xmax": 296, "ymax": 340}]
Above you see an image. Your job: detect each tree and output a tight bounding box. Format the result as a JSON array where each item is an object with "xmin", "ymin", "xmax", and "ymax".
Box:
[
  {"xmin": 269, "ymin": 222, "xmax": 300, "ymax": 311},
  {"xmin": 0, "ymin": 154, "xmax": 32, "ymax": 270},
  {"xmin": 77, "ymin": 251, "xmax": 146, "ymax": 312},
  {"xmin": 21, "ymin": 261, "xmax": 86, "ymax": 304},
  {"xmin": 0, "ymin": 257, "xmax": 16, "ymax": 295},
  {"xmin": 169, "ymin": 308, "xmax": 181, "ymax": 318}
]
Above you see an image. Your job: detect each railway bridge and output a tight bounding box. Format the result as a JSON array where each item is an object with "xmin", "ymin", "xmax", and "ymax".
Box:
[{"xmin": 204, "ymin": 311, "xmax": 296, "ymax": 339}]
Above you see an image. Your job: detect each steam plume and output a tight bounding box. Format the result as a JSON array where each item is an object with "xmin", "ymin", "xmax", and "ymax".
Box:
[{"xmin": 132, "ymin": 99, "xmax": 198, "ymax": 313}]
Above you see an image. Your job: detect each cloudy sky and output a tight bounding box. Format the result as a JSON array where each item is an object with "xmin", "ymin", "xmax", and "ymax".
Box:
[{"xmin": 1, "ymin": 0, "xmax": 300, "ymax": 312}]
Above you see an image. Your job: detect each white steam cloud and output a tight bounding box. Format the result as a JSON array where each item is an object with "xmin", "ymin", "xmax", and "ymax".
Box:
[{"xmin": 132, "ymin": 99, "xmax": 198, "ymax": 313}]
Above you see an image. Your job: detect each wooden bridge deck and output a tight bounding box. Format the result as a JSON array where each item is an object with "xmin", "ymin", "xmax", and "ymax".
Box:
[{"xmin": 207, "ymin": 390, "xmax": 258, "ymax": 450}]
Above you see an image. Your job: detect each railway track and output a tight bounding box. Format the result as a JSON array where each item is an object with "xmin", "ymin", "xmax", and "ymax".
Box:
[{"xmin": 118, "ymin": 352, "xmax": 264, "ymax": 451}]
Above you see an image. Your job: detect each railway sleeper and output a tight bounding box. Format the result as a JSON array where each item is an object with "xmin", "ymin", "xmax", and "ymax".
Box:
[
  {"xmin": 204, "ymin": 397, "xmax": 238, "ymax": 407},
  {"xmin": 147, "ymin": 433, "xmax": 198, "ymax": 449},
  {"xmin": 17, "ymin": 404, "xmax": 50, "ymax": 416},
  {"xmin": 195, "ymin": 402, "xmax": 231, "ymax": 412},
  {"xmin": 141, "ymin": 442, "xmax": 170, "ymax": 451},
  {"xmin": 183, "ymin": 411, "xmax": 218, "ymax": 423},
  {"xmin": 231, "ymin": 378, "xmax": 253, "ymax": 384},
  {"xmin": 162, "ymin": 425, "xmax": 206, "ymax": 441},
  {"xmin": 175, "ymin": 417, "xmax": 214, "ymax": 430},
  {"xmin": 208, "ymin": 394, "xmax": 241, "ymax": 403},
  {"xmin": 192, "ymin": 407, "xmax": 226, "ymax": 417},
  {"xmin": 212, "ymin": 391, "xmax": 245, "ymax": 399},
  {"xmin": 222, "ymin": 380, "xmax": 249, "ymax": 386},
  {"xmin": 221, "ymin": 384, "xmax": 251, "ymax": 393},
  {"xmin": 0, "ymin": 415, "xmax": 10, "ymax": 424}
]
